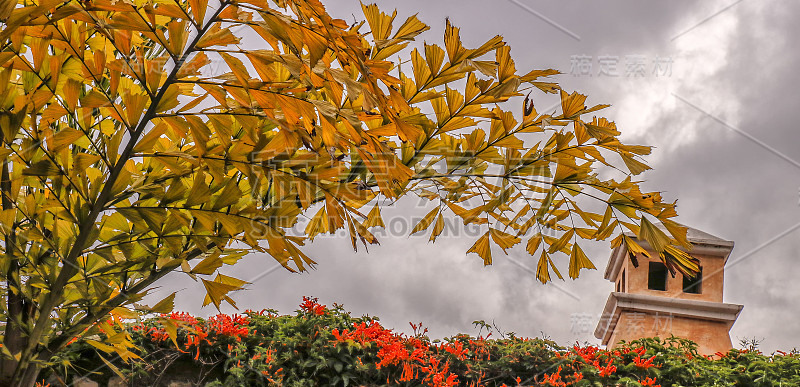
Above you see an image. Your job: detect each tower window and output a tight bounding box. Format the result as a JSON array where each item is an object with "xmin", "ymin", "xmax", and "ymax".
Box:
[
  {"xmin": 683, "ymin": 267, "xmax": 703, "ymax": 294},
  {"xmin": 648, "ymin": 262, "xmax": 668, "ymax": 291},
  {"xmin": 621, "ymin": 270, "xmax": 626, "ymax": 292}
]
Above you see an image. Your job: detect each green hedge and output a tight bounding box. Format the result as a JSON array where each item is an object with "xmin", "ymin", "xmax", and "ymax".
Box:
[{"xmin": 43, "ymin": 298, "xmax": 800, "ymax": 386}]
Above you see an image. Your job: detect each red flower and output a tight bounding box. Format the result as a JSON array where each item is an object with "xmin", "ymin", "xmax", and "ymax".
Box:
[
  {"xmin": 300, "ymin": 296, "xmax": 327, "ymax": 315},
  {"xmin": 633, "ymin": 354, "xmax": 657, "ymax": 369},
  {"xmin": 542, "ymin": 366, "xmax": 565, "ymax": 386},
  {"xmin": 639, "ymin": 376, "xmax": 660, "ymax": 386},
  {"xmin": 598, "ymin": 361, "xmax": 616, "ymax": 377}
]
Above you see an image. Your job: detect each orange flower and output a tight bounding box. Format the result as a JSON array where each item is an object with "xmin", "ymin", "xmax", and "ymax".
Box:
[
  {"xmin": 638, "ymin": 376, "xmax": 660, "ymax": 386},
  {"xmin": 633, "ymin": 354, "xmax": 657, "ymax": 369}
]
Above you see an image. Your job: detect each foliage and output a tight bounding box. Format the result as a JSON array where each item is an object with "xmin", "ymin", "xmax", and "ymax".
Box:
[
  {"xmin": 44, "ymin": 298, "xmax": 800, "ymax": 386},
  {"xmin": 0, "ymin": 0, "xmax": 695, "ymax": 383}
]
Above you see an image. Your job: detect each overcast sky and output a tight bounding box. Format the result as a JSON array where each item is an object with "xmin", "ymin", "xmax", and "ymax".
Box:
[{"xmin": 159, "ymin": 0, "xmax": 800, "ymax": 353}]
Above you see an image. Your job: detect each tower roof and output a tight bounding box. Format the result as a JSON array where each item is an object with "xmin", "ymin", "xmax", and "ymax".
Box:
[
  {"xmin": 603, "ymin": 224, "xmax": 734, "ymax": 282},
  {"xmin": 678, "ymin": 226, "xmax": 734, "ymax": 247}
]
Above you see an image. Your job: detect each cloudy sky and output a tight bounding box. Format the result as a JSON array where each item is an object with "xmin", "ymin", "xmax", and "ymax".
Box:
[{"xmin": 160, "ymin": 0, "xmax": 800, "ymax": 353}]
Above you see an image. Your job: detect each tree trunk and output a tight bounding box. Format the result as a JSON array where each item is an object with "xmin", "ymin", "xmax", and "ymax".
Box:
[
  {"xmin": 0, "ymin": 351, "xmax": 44, "ymax": 387},
  {"xmin": 0, "ymin": 138, "xmax": 40, "ymax": 387}
]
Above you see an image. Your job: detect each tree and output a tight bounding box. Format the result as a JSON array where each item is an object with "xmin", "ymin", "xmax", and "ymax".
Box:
[{"xmin": 0, "ymin": 0, "xmax": 698, "ymax": 384}]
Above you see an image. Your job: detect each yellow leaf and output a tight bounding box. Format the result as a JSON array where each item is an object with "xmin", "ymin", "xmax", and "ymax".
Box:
[
  {"xmin": 535, "ymin": 250, "xmax": 562, "ymax": 283},
  {"xmin": 196, "ymin": 24, "xmax": 240, "ymax": 48},
  {"xmin": 622, "ymin": 234, "xmax": 650, "ymax": 260},
  {"xmin": 185, "ymin": 173, "xmax": 211, "ymax": 207},
  {"xmin": 393, "ymin": 14, "xmax": 429, "ymax": 41},
  {"xmin": 155, "ymin": 84, "xmax": 180, "ymax": 112},
  {"xmin": 447, "ymin": 201, "xmax": 485, "ymax": 225},
  {"xmin": 305, "ymin": 206, "xmax": 329, "ymax": 240},
  {"xmin": 99, "ymin": 354, "xmax": 126, "ymax": 379},
  {"xmin": 468, "ymin": 60, "xmax": 498, "ymax": 78},
  {"xmin": 429, "ymin": 213, "xmax": 444, "ymax": 242},
  {"xmin": 63, "ymin": 78, "xmax": 82, "ymax": 110},
  {"xmin": 361, "ymin": 3, "xmax": 396, "ymax": 42},
  {"xmin": 638, "ymin": 217, "xmax": 669, "ymax": 253},
  {"xmin": 188, "ymin": 0, "xmax": 208, "ymax": 24},
  {"xmin": 621, "ymin": 154, "xmax": 651, "ymax": 175},
  {"xmin": 559, "ymin": 90, "xmax": 587, "ymax": 119},
  {"xmin": 520, "ymin": 68, "xmax": 560, "ymax": 82},
  {"xmin": 490, "ymin": 228, "xmax": 520, "ymax": 252},
  {"xmin": 496, "ymin": 46, "xmax": 516, "ymax": 82},
  {"xmin": 157, "ymin": 317, "xmax": 180, "ymax": 348},
  {"xmin": 165, "ymin": 20, "xmax": 188, "ymax": 55},
  {"xmin": 201, "ymin": 278, "xmax": 241, "ymax": 310},
  {"xmin": 661, "ymin": 219, "xmax": 690, "ymax": 248},
  {"xmin": 547, "ymin": 229, "xmax": 574, "ymax": 254},
  {"xmin": 568, "ymin": 243, "xmax": 595, "ymax": 279},
  {"xmin": 467, "ymin": 230, "xmax": 492, "ymax": 265},
  {"xmin": 22, "ymin": 160, "xmax": 60, "ymax": 176},
  {"xmin": 80, "ymin": 90, "xmax": 114, "ymax": 108},
  {"xmin": 219, "ymin": 52, "xmax": 251, "ymax": 87},
  {"xmin": 354, "ymin": 220, "xmax": 379, "ymax": 245},
  {"xmin": 526, "ymin": 234, "xmax": 542, "ymax": 255},
  {"xmin": 364, "ymin": 205, "xmax": 385, "ymax": 228},
  {"xmin": 177, "ymin": 52, "xmax": 210, "ymax": 79},
  {"xmin": 123, "ymin": 93, "xmax": 149, "ymax": 125},
  {"xmin": 411, "ymin": 48, "xmax": 431, "ymax": 85},
  {"xmin": 51, "ymin": 128, "xmax": 87, "ymax": 152},
  {"xmin": 86, "ymin": 339, "xmax": 116, "ymax": 353},
  {"xmin": 469, "ymin": 35, "xmax": 504, "ymax": 59},
  {"xmin": 215, "ymin": 273, "xmax": 248, "ymax": 288},
  {"xmin": 149, "ymin": 292, "xmax": 175, "ymax": 314},
  {"xmin": 443, "ymin": 19, "xmax": 465, "ymax": 63},
  {"xmin": 41, "ymin": 104, "xmax": 68, "ymax": 126},
  {"xmin": 191, "ymin": 251, "xmax": 223, "ymax": 275},
  {"xmin": 411, "ymin": 207, "xmax": 438, "ymax": 235},
  {"xmin": 133, "ymin": 123, "xmax": 167, "ymax": 152},
  {"xmin": 584, "ymin": 122, "xmax": 620, "ymax": 139},
  {"xmin": 301, "ymin": 27, "xmax": 328, "ymax": 68},
  {"xmin": 661, "ymin": 245, "xmax": 700, "ymax": 276},
  {"xmin": 211, "ymin": 179, "xmax": 243, "ymax": 210}
]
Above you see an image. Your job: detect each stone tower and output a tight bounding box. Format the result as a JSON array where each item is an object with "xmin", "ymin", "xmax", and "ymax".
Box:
[{"xmin": 593, "ymin": 226, "xmax": 743, "ymax": 355}]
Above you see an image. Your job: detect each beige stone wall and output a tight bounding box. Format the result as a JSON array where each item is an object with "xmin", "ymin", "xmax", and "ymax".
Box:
[
  {"xmin": 605, "ymin": 242, "xmax": 738, "ymax": 356},
  {"xmin": 608, "ymin": 311, "xmax": 733, "ymax": 355},
  {"xmin": 618, "ymin": 252, "xmax": 725, "ymax": 303}
]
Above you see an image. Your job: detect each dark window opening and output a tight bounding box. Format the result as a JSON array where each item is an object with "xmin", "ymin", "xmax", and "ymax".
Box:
[
  {"xmin": 648, "ymin": 262, "xmax": 668, "ymax": 291},
  {"xmin": 621, "ymin": 270, "xmax": 626, "ymax": 292},
  {"xmin": 683, "ymin": 267, "xmax": 703, "ymax": 294},
  {"xmin": 616, "ymin": 281, "xmax": 620, "ymax": 292}
]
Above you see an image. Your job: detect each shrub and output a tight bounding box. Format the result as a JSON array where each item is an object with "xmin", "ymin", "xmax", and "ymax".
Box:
[{"xmin": 41, "ymin": 298, "xmax": 800, "ymax": 386}]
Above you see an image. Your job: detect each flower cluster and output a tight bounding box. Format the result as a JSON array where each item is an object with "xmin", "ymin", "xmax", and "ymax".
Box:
[
  {"xmin": 332, "ymin": 320, "xmax": 459, "ymax": 386},
  {"xmin": 299, "ymin": 296, "xmax": 327, "ymax": 316},
  {"xmin": 131, "ymin": 311, "xmax": 250, "ymax": 360},
  {"xmin": 50, "ymin": 298, "xmax": 800, "ymax": 387},
  {"xmin": 539, "ymin": 343, "xmax": 664, "ymax": 386},
  {"xmin": 208, "ymin": 314, "xmax": 250, "ymax": 339}
]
